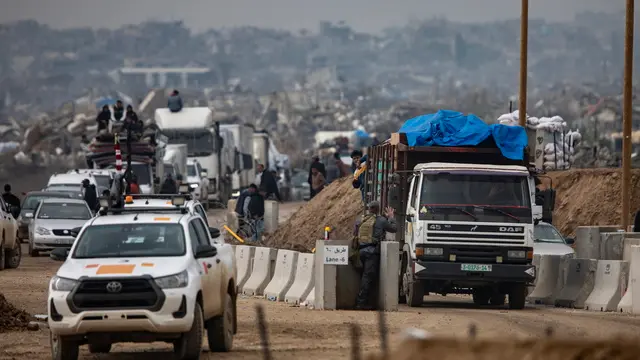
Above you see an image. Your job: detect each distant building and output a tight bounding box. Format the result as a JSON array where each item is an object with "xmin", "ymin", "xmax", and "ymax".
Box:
[{"xmin": 117, "ymin": 66, "xmax": 217, "ymax": 89}]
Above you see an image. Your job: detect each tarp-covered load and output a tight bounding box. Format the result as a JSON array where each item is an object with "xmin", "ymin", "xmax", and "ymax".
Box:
[
  {"xmin": 398, "ymin": 110, "xmax": 528, "ymax": 160},
  {"xmin": 85, "ymin": 131, "xmax": 158, "ymax": 167}
]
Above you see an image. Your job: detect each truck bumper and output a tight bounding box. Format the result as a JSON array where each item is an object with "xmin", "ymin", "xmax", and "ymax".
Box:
[{"xmin": 414, "ymin": 260, "xmax": 536, "ymax": 285}]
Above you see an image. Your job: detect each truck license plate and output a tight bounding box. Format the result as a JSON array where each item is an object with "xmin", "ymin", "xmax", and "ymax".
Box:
[{"xmin": 461, "ymin": 264, "xmax": 492, "ymax": 272}]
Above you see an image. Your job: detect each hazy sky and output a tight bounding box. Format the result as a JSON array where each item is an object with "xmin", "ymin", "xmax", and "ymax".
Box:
[{"xmin": 1, "ymin": 0, "xmax": 619, "ymax": 33}]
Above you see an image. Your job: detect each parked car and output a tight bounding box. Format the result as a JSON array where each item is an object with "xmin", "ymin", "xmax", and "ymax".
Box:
[
  {"xmin": 533, "ymin": 221, "xmax": 575, "ymax": 256},
  {"xmin": 290, "ymin": 169, "xmax": 310, "ymax": 201},
  {"xmin": 28, "ymin": 198, "xmax": 93, "ymax": 256},
  {"xmin": 0, "ymin": 196, "xmax": 19, "ymax": 270},
  {"xmin": 17, "ymin": 191, "xmax": 74, "ymax": 242}
]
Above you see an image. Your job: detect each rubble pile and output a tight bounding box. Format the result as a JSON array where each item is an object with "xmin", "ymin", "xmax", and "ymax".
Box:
[
  {"xmin": 0, "ymin": 294, "xmax": 32, "ymax": 333},
  {"xmin": 265, "ymin": 177, "xmax": 363, "ymax": 251}
]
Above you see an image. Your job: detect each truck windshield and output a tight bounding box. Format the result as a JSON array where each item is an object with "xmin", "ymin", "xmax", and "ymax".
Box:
[
  {"xmin": 419, "ymin": 173, "xmax": 531, "ymax": 222},
  {"xmin": 125, "ymin": 164, "xmax": 151, "ymax": 185},
  {"xmin": 72, "ymin": 223, "xmax": 186, "ymax": 259},
  {"xmin": 164, "ymin": 130, "xmax": 215, "ymax": 157},
  {"xmin": 187, "ymin": 165, "xmax": 196, "ymax": 177}
]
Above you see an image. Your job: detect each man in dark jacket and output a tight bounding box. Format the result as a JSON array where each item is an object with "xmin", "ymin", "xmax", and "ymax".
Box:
[
  {"xmin": 160, "ymin": 173, "xmax": 178, "ymax": 194},
  {"xmin": 257, "ymin": 164, "xmax": 281, "ymax": 201},
  {"xmin": 307, "ymin": 156, "xmax": 326, "ymax": 198},
  {"xmin": 2, "ymin": 184, "xmax": 21, "ymax": 216},
  {"xmin": 167, "ymin": 90, "xmax": 183, "ymax": 112},
  {"xmin": 112, "ymin": 100, "xmax": 125, "ymax": 122},
  {"xmin": 124, "ymin": 105, "xmax": 144, "ymax": 138},
  {"xmin": 353, "ymin": 201, "xmax": 397, "ymax": 310},
  {"xmin": 82, "ymin": 179, "xmax": 98, "ymax": 211},
  {"xmin": 96, "ymin": 105, "xmax": 111, "ymax": 132},
  {"xmin": 234, "ymin": 184, "xmax": 257, "ymax": 217}
]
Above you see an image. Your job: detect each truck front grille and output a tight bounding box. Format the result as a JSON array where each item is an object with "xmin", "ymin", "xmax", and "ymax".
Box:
[{"xmin": 69, "ymin": 277, "xmax": 164, "ymax": 313}]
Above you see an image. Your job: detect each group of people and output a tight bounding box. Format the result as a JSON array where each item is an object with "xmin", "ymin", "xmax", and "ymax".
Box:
[
  {"xmin": 95, "ymin": 100, "xmax": 144, "ymax": 136},
  {"xmin": 306, "ymin": 152, "xmax": 351, "ymax": 199}
]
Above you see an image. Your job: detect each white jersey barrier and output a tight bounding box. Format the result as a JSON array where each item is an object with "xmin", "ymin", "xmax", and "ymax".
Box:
[
  {"xmin": 235, "ymin": 245, "xmax": 255, "ymax": 291},
  {"xmin": 264, "ymin": 250, "xmax": 299, "ymax": 301},
  {"xmin": 554, "ymin": 258, "xmax": 597, "ymax": 309},
  {"xmin": 285, "ymin": 253, "xmax": 315, "ymax": 305},
  {"xmin": 584, "ymin": 260, "xmax": 629, "ymax": 312},
  {"xmin": 242, "ymin": 247, "xmax": 277, "ymax": 296},
  {"xmin": 620, "ymin": 245, "xmax": 640, "ymax": 313},
  {"xmin": 528, "ymin": 254, "xmax": 563, "ymax": 305}
]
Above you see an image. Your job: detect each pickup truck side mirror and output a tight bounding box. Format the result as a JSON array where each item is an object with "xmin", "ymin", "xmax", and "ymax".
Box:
[
  {"xmin": 50, "ymin": 248, "xmax": 69, "ymax": 261},
  {"xmin": 565, "ymin": 237, "xmax": 575, "ymax": 245},
  {"xmin": 69, "ymin": 227, "xmax": 83, "ymax": 238},
  {"xmin": 195, "ymin": 244, "xmax": 218, "ymax": 258},
  {"xmin": 535, "ymin": 197, "xmax": 544, "ymax": 206},
  {"xmin": 209, "ymin": 227, "xmax": 221, "ymax": 238}
]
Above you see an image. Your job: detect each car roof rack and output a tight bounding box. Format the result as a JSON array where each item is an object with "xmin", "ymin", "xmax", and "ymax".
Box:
[
  {"xmin": 99, "ymin": 207, "xmax": 189, "ymax": 216},
  {"xmin": 128, "ymin": 194, "xmax": 193, "ymax": 201}
]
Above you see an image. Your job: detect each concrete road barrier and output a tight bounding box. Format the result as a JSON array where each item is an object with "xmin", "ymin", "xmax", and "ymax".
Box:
[
  {"xmin": 553, "ymin": 254, "xmax": 574, "ymax": 301},
  {"xmin": 575, "ymin": 226, "xmax": 620, "ymax": 259},
  {"xmin": 528, "ymin": 254, "xmax": 563, "ymax": 305},
  {"xmin": 600, "ymin": 233, "xmax": 625, "ymax": 260},
  {"xmin": 285, "ymin": 253, "xmax": 315, "ymax": 305},
  {"xmin": 554, "ymin": 258, "xmax": 597, "ymax": 309},
  {"xmin": 235, "ymin": 245, "xmax": 255, "ymax": 292},
  {"xmin": 243, "ymin": 247, "xmax": 277, "ymax": 296},
  {"xmin": 264, "ymin": 200, "xmax": 279, "ymax": 233},
  {"xmin": 618, "ymin": 244, "xmax": 640, "ymax": 312},
  {"xmin": 378, "ymin": 241, "xmax": 399, "ymax": 311},
  {"xmin": 584, "ymin": 260, "xmax": 629, "ymax": 312},
  {"xmin": 264, "ymin": 250, "xmax": 299, "ymax": 301},
  {"xmin": 303, "ymin": 286, "xmax": 316, "ymax": 308}
]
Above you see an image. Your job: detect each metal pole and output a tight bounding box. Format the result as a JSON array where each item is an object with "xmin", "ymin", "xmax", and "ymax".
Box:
[
  {"xmin": 518, "ymin": 0, "xmax": 529, "ymax": 127},
  {"xmin": 622, "ymin": 0, "xmax": 635, "ymax": 230}
]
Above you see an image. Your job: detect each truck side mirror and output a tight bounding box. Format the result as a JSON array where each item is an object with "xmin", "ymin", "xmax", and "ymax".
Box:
[
  {"xmin": 565, "ymin": 237, "xmax": 575, "ymax": 245},
  {"xmin": 535, "ymin": 198, "xmax": 544, "ymax": 206}
]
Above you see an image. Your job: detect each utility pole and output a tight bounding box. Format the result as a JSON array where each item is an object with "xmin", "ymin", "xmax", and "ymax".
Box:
[
  {"xmin": 518, "ymin": 0, "xmax": 529, "ymax": 127},
  {"xmin": 622, "ymin": 0, "xmax": 635, "ymax": 230}
]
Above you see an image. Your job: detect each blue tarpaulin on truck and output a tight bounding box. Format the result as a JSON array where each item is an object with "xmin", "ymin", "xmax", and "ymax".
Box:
[{"xmin": 398, "ymin": 110, "xmax": 528, "ymax": 160}]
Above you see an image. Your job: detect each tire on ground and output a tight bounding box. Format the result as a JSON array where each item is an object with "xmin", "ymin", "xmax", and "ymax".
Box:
[
  {"xmin": 174, "ymin": 301, "xmax": 204, "ymax": 360},
  {"xmin": 207, "ymin": 293, "xmax": 234, "ymax": 352},
  {"xmin": 508, "ymin": 284, "xmax": 527, "ymax": 310},
  {"xmin": 5, "ymin": 240, "xmax": 21, "ymax": 269},
  {"xmin": 50, "ymin": 333, "xmax": 79, "ymax": 360}
]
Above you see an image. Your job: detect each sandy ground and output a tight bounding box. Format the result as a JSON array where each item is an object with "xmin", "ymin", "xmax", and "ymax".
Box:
[{"xmin": 3, "ymin": 204, "xmax": 640, "ymax": 359}]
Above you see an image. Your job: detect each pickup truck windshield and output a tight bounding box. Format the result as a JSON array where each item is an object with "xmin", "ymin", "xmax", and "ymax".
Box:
[
  {"xmin": 419, "ymin": 173, "xmax": 531, "ymax": 222},
  {"xmin": 73, "ymin": 223, "xmax": 186, "ymax": 259},
  {"xmin": 165, "ymin": 130, "xmax": 215, "ymax": 157}
]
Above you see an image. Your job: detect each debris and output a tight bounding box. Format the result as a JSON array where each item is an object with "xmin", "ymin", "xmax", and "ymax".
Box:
[{"xmin": 0, "ymin": 293, "xmax": 33, "ymax": 333}]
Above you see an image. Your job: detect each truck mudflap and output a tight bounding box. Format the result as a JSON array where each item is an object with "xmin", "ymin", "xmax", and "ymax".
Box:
[{"xmin": 414, "ymin": 260, "xmax": 536, "ymax": 284}]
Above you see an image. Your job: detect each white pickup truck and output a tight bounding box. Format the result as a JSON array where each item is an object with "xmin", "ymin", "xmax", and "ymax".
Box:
[
  {"xmin": 0, "ymin": 196, "xmax": 20, "ymax": 270},
  {"xmin": 47, "ymin": 197, "xmax": 236, "ymax": 360}
]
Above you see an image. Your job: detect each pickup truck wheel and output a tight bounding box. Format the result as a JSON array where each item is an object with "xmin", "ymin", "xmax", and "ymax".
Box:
[
  {"xmin": 174, "ymin": 302, "xmax": 204, "ymax": 360},
  {"xmin": 472, "ymin": 288, "xmax": 491, "ymax": 305},
  {"xmin": 5, "ymin": 240, "xmax": 21, "ymax": 269},
  {"xmin": 88, "ymin": 343, "xmax": 111, "ymax": 353},
  {"xmin": 508, "ymin": 284, "xmax": 527, "ymax": 310},
  {"xmin": 50, "ymin": 333, "xmax": 79, "ymax": 360},
  {"xmin": 206, "ymin": 293, "xmax": 234, "ymax": 352},
  {"xmin": 0, "ymin": 238, "xmax": 6, "ymax": 271}
]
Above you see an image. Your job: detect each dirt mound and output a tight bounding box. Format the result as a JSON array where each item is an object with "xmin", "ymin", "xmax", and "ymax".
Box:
[
  {"xmin": 549, "ymin": 168, "xmax": 640, "ymax": 236},
  {"xmin": 366, "ymin": 337, "xmax": 640, "ymax": 360},
  {"xmin": 0, "ymin": 293, "xmax": 33, "ymax": 333},
  {"xmin": 265, "ymin": 177, "xmax": 363, "ymax": 251}
]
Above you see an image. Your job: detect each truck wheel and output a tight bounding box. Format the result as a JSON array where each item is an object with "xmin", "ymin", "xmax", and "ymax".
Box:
[
  {"xmin": 50, "ymin": 333, "xmax": 79, "ymax": 360},
  {"xmin": 398, "ymin": 255, "xmax": 407, "ymax": 304},
  {"xmin": 88, "ymin": 343, "xmax": 111, "ymax": 354},
  {"xmin": 508, "ymin": 284, "xmax": 527, "ymax": 310},
  {"xmin": 0, "ymin": 238, "xmax": 6, "ymax": 271},
  {"xmin": 5, "ymin": 240, "xmax": 21, "ymax": 269},
  {"xmin": 490, "ymin": 293, "xmax": 506, "ymax": 306},
  {"xmin": 174, "ymin": 302, "xmax": 204, "ymax": 359},
  {"xmin": 206, "ymin": 293, "xmax": 234, "ymax": 352},
  {"xmin": 472, "ymin": 288, "xmax": 491, "ymax": 305}
]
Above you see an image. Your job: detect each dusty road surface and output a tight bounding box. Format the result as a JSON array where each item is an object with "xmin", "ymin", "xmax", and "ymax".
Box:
[{"xmin": 3, "ymin": 204, "xmax": 640, "ymax": 359}]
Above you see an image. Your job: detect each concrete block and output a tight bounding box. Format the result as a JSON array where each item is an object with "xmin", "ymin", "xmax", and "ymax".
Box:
[
  {"xmin": 622, "ymin": 233, "xmax": 640, "ymax": 261},
  {"xmin": 627, "ymin": 246, "xmax": 640, "ymax": 314},
  {"xmin": 303, "ymin": 286, "xmax": 316, "ymax": 308},
  {"xmin": 285, "ymin": 253, "xmax": 315, "ymax": 305},
  {"xmin": 235, "ymin": 245, "xmax": 255, "ymax": 291},
  {"xmin": 575, "ymin": 226, "xmax": 619, "ymax": 259},
  {"xmin": 528, "ymin": 254, "xmax": 563, "ymax": 305},
  {"xmin": 600, "ymin": 232, "xmax": 625, "ymax": 260},
  {"xmin": 584, "ymin": 260, "xmax": 629, "ymax": 312},
  {"xmin": 552, "ymin": 253, "xmax": 575, "ymax": 300},
  {"xmin": 554, "ymin": 258, "xmax": 597, "ymax": 309},
  {"xmin": 242, "ymin": 247, "xmax": 277, "ymax": 296},
  {"xmin": 378, "ymin": 241, "xmax": 399, "ymax": 311},
  {"xmin": 264, "ymin": 250, "xmax": 299, "ymax": 301},
  {"xmin": 264, "ymin": 200, "xmax": 279, "ymax": 232},
  {"xmin": 618, "ymin": 242, "xmax": 640, "ymax": 312},
  {"xmin": 314, "ymin": 240, "xmax": 360, "ymax": 310}
]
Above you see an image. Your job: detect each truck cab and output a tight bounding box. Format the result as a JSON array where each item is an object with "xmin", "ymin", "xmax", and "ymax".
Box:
[{"xmin": 402, "ymin": 162, "xmax": 537, "ymax": 309}]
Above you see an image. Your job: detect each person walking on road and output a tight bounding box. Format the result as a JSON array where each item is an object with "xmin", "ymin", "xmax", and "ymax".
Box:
[
  {"xmin": 308, "ymin": 156, "xmax": 326, "ymax": 198},
  {"xmin": 353, "ymin": 201, "xmax": 397, "ymax": 310},
  {"xmin": 82, "ymin": 179, "xmax": 98, "ymax": 211},
  {"xmin": 310, "ymin": 167, "xmax": 326, "ymax": 198}
]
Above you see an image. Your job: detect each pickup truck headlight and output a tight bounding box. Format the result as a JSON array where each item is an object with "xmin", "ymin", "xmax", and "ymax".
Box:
[
  {"xmin": 189, "ymin": 183, "xmax": 199, "ymax": 189},
  {"xmin": 36, "ymin": 227, "xmax": 51, "ymax": 236},
  {"xmin": 155, "ymin": 270, "xmax": 189, "ymax": 289},
  {"xmin": 508, "ymin": 250, "xmax": 526, "ymax": 259},
  {"xmin": 50, "ymin": 276, "xmax": 78, "ymax": 292}
]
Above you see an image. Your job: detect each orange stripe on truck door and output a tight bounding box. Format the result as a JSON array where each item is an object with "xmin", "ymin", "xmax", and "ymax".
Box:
[{"xmin": 96, "ymin": 264, "xmax": 136, "ymax": 275}]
